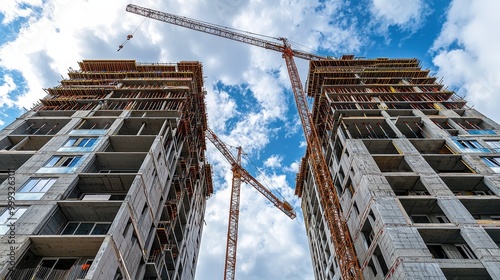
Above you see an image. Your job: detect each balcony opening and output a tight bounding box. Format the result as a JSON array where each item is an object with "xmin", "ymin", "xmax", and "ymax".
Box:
[
  {"xmin": 430, "ymin": 118, "xmax": 458, "ymax": 136},
  {"xmin": 363, "ymin": 139, "xmax": 400, "ymax": 154},
  {"xmin": 103, "ymin": 135, "xmax": 155, "ymax": 152},
  {"xmin": 419, "ymin": 228, "xmax": 479, "ymax": 260},
  {"xmin": 11, "ymin": 119, "xmax": 70, "ymax": 135},
  {"xmin": 440, "ymin": 175, "xmax": 495, "ymax": 196},
  {"xmin": 75, "ymin": 118, "xmax": 114, "ymax": 130},
  {"xmin": 441, "ymin": 267, "xmax": 492, "ymax": 280},
  {"xmin": 385, "ymin": 175, "xmax": 429, "ymax": 196},
  {"xmin": 373, "ymin": 155, "xmax": 413, "ymax": 172},
  {"xmin": 485, "ymin": 229, "xmax": 500, "ymax": 248},
  {"xmin": 399, "ymin": 198, "xmax": 450, "ymax": 224},
  {"xmin": 460, "ymin": 198, "xmax": 500, "ymax": 225},
  {"xmin": 361, "ymin": 218, "xmax": 375, "ymax": 248},
  {"xmin": 66, "ymin": 174, "xmax": 134, "ymax": 201},
  {"xmin": 117, "ymin": 118, "xmax": 165, "ymax": 135},
  {"xmin": 452, "ymin": 117, "xmax": 496, "ymax": 135},
  {"xmin": 0, "ymin": 135, "xmax": 51, "ymax": 151},
  {"xmin": 341, "ymin": 118, "xmax": 397, "ymax": 139},
  {"xmin": 409, "ymin": 139, "xmax": 454, "ymax": 154},
  {"xmin": 7, "ymin": 248, "xmax": 95, "ymax": 280},
  {"xmin": 394, "ymin": 116, "xmax": 428, "ymax": 138},
  {"xmin": 83, "ymin": 153, "xmax": 146, "ymax": 173},
  {"xmin": 39, "ymin": 202, "xmax": 119, "ymax": 235},
  {"xmin": 423, "ymin": 155, "xmax": 474, "ymax": 173}
]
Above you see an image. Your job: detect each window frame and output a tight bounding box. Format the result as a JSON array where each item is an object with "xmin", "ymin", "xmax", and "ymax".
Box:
[
  {"xmin": 455, "ymin": 244, "xmax": 477, "ymax": 259},
  {"xmin": 485, "ymin": 140, "xmax": 500, "ymax": 149},
  {"xmin": 410, "ymin": 214, "xmax": 431, "ymax": 223},
  {"xmin": 64, "ymin": 137, "xmax": 97, "ymax": 148},
  {"xmin": 0, "ymin": 207, "xmax": 28, "ymax": 234},
  {"xmin": 19, "ymin": 178, "xmax": 57, "ymax": 193},
  {"xmin": 457, "ymin": 139, "xmax": 483, "ymax": 149},
  {"xmin": 44, "ymin": 156, "xmax": 81, "ymax": 168},
  {"xmin": 482, "ymin": 157, "xmax": 500, "ymax": 167},
  {"xmin": 60, "ymin": 222, "xmax": 111, "ymax": 235}
]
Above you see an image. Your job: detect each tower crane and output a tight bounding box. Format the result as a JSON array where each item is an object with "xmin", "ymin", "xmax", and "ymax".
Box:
[
  {"xmin": 126, "ymin": 4, "xmax": 363, "ymax": 279},
  {"xmin": 206, "ymin": 127, "xmax": 296, "ymax": 280}
]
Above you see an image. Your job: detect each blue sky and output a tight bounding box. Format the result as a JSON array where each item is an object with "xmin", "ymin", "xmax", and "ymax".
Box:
[{"xmin": 1, "ymin": 0, "xmax": 500, "ymax": 279}]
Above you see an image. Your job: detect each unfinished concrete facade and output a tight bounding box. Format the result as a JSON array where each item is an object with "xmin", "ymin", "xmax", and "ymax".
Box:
[
  {"xmin": 296, "ymin": 56, "xmax": 500, "ymax": 279},
  {"xmin": 0, "ymin": 60, "xmax": 213, "ymax": 280}
]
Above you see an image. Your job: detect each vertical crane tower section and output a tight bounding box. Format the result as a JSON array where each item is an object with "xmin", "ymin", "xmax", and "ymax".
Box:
[
  {"xmin": 125, "ymin": 4, "xmax": 362, "ymax": 279},
  {"xmin": 206, "ymin": 128, "xmax": 295, "ymax": 280}
]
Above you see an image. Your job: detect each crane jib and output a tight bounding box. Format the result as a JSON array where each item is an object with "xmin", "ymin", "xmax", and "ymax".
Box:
[{"xmin": 125, "ymin": 4, "xmax": 324, "ymax": 61}]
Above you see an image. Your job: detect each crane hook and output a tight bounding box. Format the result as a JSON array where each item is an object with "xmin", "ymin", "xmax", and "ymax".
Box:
[{"xmin": 117, "ymin": 35, "xmax": 134, "ymax": 51}]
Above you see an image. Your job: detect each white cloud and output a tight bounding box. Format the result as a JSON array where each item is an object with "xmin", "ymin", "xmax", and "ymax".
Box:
[
  {"xmin": 0, "ymin": 74, "xmax": 16, "ymax": 108},
  {"xmin": 283, "ymin": 159, "xmax": 300, "ymax": 173},
  {"xmin": 431, "ymin": 0, "xmax": 500, "ymax": 122},
  {"xmin": 263, "ymin": 154, "xmax": 283, "ymax": 168},
  {"xmin": 0, "ymin": 0, "xmax": 42, "ymax": 24},
  {"xmin": 369, "ymin": 0, "xmax": 429, "ymax": 38}
]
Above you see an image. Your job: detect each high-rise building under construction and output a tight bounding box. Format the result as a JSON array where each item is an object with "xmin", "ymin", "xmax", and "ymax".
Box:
[
  {"xmin": 0, "ymin": 60, "xmax": 213, "ymax": 280},
  {"xmin": 296, "ymin": 56, "xmax": 500, "ymax": 279}
]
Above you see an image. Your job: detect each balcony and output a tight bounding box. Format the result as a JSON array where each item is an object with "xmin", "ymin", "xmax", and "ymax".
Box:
[
  {"xmin": 440, "ymin": 175, "xmax": 496, "ymax": 196},
  {"xmin": 83, "ymin": 153, "xmax": 146, "ymax": 174},
  {"xmin": 400, "ymin": 198, "xmax": 451, "ymax": 225},
  {"xmin": 10, "ymin": 119, "xmax": 70, "ymax": 135},
  {"xmin": 423, "ymin": 155, "xmax": 475, "ymax": 174},
  {"xmin": 386, "ymin": 175, "xmax": 429, "ymax": 196},
  {"xmin": 0, "ymin": 135, "xmax": 52, "ymax": 151},
  {"xmin": 7, "ymin": 256, "xmax": 95, "ymax": 280},
  {"xmin": 65, "ymin": 174, "xmax": 135, "ymax": 201}
]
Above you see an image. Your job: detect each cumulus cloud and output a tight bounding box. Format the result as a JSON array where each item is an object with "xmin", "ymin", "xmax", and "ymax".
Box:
[
  {"xmin": 431, "ymin": 0, "xmax": 500, "ymax": 122},
  {"xmin": 0, "ymin": 74, "xmax": 16, "ymax": 108},
  {"xmin": 369, "ymin": 0, "xmax": 430, "ymax": 39},
  {"xmin": 0, "ymin": 0, "xmax": 42, "ymax": 24},
  {"xmin": 264, "ymin": 154, "xmax": 283, "ymax": 168}
]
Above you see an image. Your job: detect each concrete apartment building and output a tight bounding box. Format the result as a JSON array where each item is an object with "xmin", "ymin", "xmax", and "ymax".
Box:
[
  {"xmin": 296, "ymin": 56, "xmax": 500, "ymax": 279},
  {"xmin": 0, "ymin": 60, "xmax": 213, "ymax": 280}
]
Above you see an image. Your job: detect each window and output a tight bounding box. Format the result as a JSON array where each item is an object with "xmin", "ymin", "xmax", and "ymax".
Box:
[
  {"xmin": 455, "ymin": 244, "xmax": 477, "ymax": 259},
  {"xmin": 436, "ymin": 215, "xmax": 450, "ymax": 223},
  {"xmin": 485, "ymin": 141, "xmax": 500, "ymax": 149},
  {"xmin": 64, "ymin": 137, "xmax": 97, "ymax": 148},
  {"xmin": 33, "ymin": 258, "xmax": 77, "ymax": 279},
  {"xmin": 45, "ymin": 156, "xmax": 81, "ymax": 167},
  {"xmin": 428, "ymin": 244, "xmax": 448, "ymax": 259},
  {"xmin": 61, "ymin": 222, "xmax": 111, "ymax": 235},
  {"xmin": 482, "ymin": 157, "xmax": 500, "ymax": 168},
  {"xmin": 410, "ymin": 215, "xmax": 431, "ymax": 223},
  {"xmin": 0, "ymin": 207, "xmax": 28, "ymax": 234},
  {"xmin": 17, "ymin": 178, "xmax": 57, "ymax": 200},
  {"xmin": 457, "ymin": 140, "xmax": 483, "ymax": 149}
]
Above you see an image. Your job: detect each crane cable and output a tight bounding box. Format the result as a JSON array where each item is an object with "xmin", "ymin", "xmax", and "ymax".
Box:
[
  {"xmin": 242, "ymin": 152, "xmax": 287, "ymax": 202},
  {"xmin": 117, "ymin": 18, "xmax": 146, "ymax": 51}
]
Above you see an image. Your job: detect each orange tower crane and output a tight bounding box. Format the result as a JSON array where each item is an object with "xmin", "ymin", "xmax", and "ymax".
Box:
[
  {"xmin": 126, "ymin": 4, "xmax": 363, "ymax": 279},
  {"xmin": 206, "ymin": 127, "xmax": 296, "ymax": 280}
]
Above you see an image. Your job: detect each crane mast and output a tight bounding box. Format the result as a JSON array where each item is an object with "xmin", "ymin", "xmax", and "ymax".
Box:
[
  {"xmin": 126, "ymin": 4, "xmax": 362, "ymax": 279},
  {"xmin": 206, "ymin": 128, "xmax": 295, "ymax": 280},
  {"xmin": 226, "ymin": 146, "xmax": 242, "ymax": 280}
]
